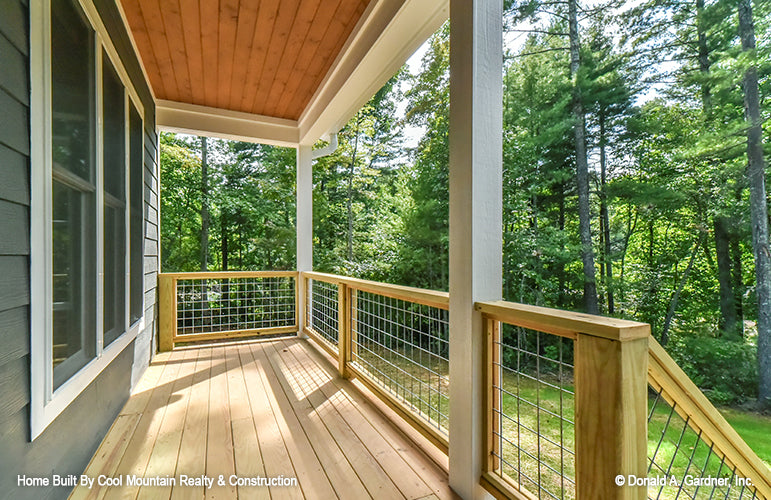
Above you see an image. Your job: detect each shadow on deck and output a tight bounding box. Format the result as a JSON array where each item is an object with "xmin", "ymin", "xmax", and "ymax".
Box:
[{"xmin": 69, "ymin": 337, "xmax": 456, "ymax": 500}]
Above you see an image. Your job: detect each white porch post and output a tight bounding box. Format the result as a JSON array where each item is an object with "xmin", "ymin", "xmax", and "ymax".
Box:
[
  {"xmin": 448, "ymin": 0, "xmax": 503, "ymax": 498},
  {"xmin": 296, "ymin": 144, "xmax": 313, "ymax": 335}
]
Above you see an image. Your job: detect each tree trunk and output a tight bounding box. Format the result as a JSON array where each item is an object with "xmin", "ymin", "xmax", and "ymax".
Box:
[
  {"xmin": 599, "ymin": 112, "xmax": 614, "ymax": 314},
  {"xmin": 568, "ymin": 0, "xmax": 598, "ymax": 314},
  {"xmin": 715, "ymin": 217, "xmax": 740, "ymax": 339},
  {"xmin": 661, "ymin": 236, "xmax": 702, "ymax": 346},
  {"xmin": 738, "ymin": 0, "xmax": 771, "ymax": 409},
  {"xmin": 618, "ymin": 206, "xmax": 637, "ymax": 310},
  {"xmin": 558, "ymin": 179, "xmax": 567, "ymax": 308},
  {"xmin": 696, "ymin": 0, "xmax": 712, "ymax": 116},
  {"xmin": 697, "ymin": 0, "xmax": 740, "ymax": 340},
  {"xmin": 347, "ymin": 115, "xmax": 361, "ymax": 263},
  {"xmin": 200, "ymin": 136, "xmax": 209, "ymax": 271},
  {"xmin": 221, "ymin": 213, "xmax": 229, "ymax": 271},
  {"xmin": 731, "ymin": 236, "xmax": 744, "ymax": 331}
]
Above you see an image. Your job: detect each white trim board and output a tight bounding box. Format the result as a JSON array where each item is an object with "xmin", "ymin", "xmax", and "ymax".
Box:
[
  {"xmin": 156, "ymin": 100, "xmax": 299, "ymax": 147},
  {"xmin": 298, "ymin": 0, "xmax": 448, "ymax": 145}
]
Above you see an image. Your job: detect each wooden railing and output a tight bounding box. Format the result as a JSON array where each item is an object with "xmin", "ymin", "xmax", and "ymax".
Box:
[
  {"xmin": 303, "ymin": 271, "xmax": 450, "ymax": 453},
  {"xmin": 158, "ymin": 271, "xmax": 298, "ymax": 350},
  {"xmin": 478, "ymin": 300, "xmax": 771, "ymax": 500},
  {"xmin": 647, "ymin": 338, "xmax": 771, "ymax": 499},
  {"xmin": 477, "ymin": 301, "xmax": 650, "ymax": 500},
  {"xmin": 156, "ymin": 270, "xmax": 770, "ymax": 499}
]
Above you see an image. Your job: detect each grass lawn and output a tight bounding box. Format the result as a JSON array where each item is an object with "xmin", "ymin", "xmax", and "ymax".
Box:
[{"xmin": 718, "ymin": 408, "xmax": 771, "ymax": 468}]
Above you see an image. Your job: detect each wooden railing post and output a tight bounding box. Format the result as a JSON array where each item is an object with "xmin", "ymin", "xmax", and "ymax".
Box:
[
  {"xmin": 158, "ymin": 274, "xmax": 176, "ymax": 352},
  {"xmin": 350, "ymin": 289, "xmax": 358, "ymax": 360},
  {"xmin": 485, "ymin": 317, "xmax": 500, "ymax": 473},
  {"xmin": 294, "ymin": 273, "xmax": 301, "ymax": 334},
  {"xmin": 298, "ymin": 273, "xmax": 313, "ymax": 337},
  {"xmin": 338, "ymin": 282, "xmax": 350, "ymax": 378},
  {"xmin": 575, "ymin": 330, "xmax": 648, "ymax": 500}
]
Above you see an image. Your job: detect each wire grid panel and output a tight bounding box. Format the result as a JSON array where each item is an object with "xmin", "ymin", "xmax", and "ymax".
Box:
[
  {"xmin": 306, "ymin": 279, "xmax": 340, "ymax": 349},
  {"xmin": 176, "ymin": 276, "xmax": 296, "ymax": 335},
  {"xmin": 491, "ymin": 323, "xmax": 575, "ymax": 500},
  {"xmin": 350, "ymin": 290, "xmax": 449, "ymax": 435},
  {"xmin": 646, "ymin": 387, "xmax": 760, "ymax": 500}
]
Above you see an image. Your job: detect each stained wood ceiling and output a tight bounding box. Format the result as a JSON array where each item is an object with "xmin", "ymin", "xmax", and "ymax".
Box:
[{"xmin": 122, "ymin": 0, "xmax": 371, "ymax": 120}]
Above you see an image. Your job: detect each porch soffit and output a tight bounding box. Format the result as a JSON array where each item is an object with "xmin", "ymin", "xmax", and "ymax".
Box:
[
  {"xmin": 121, "ymin": 0, "xmax": 370, "ymax": 121},
  {"xmin": 119, "ymin": 0, "xmax": 448, "ymax": 146}
]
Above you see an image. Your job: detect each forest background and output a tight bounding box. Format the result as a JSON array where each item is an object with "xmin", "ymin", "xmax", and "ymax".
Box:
[{"xmin": 160, "ymin": 0, "xmax": 771, "ymax": 412}]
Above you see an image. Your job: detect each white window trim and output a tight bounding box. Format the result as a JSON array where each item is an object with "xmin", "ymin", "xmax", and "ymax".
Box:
[{"xmin": 30, "ymin": 0, "xmax": 146, "ymax": 441}]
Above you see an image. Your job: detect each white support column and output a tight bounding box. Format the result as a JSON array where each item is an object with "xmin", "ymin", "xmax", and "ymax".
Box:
[
  {"xmin": 448, "ymin": 0, "xmax": 503, "ymax": 498},
  {"xmin": 296, "ymin": 144, "xmax": 313, "ymax": 335}
]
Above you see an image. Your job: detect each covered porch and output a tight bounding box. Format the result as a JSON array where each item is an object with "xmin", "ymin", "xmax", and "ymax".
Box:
[{"xmin": 91, "ymin": 0, "xmax": 771, "ymax": 499}]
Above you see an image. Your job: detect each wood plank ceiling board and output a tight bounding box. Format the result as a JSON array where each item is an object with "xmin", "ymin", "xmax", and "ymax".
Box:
[
  {"xmin": 273, "ymin": 0, "xmax": 345, "ymax": 118},
  {"xmin": 121, "ymin": 0, "xmax": 372, "ymax": 120},
  {"xmin": 137, "ymin": 0, "xmax": 179, "ymax": 101}
]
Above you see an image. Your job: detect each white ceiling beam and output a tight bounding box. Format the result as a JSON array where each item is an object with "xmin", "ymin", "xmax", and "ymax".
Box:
[
  {"xmin": 298, "ymin": 0, "xmax": 448, "ymax": 145},
  {"xmin": 156, "ymin": 99, "xmax": 300, "ymax": 147}
]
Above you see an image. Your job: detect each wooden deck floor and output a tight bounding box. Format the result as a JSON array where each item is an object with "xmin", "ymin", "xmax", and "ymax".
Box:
[{"xmin": 69, "ymin": 337, "xmax": 455, "ymax": 500}]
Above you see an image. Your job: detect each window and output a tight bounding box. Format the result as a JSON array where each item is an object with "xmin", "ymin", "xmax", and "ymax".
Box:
[
  {"xmin": 31, "ymin": 0, "xmax": 146, "ymax": 439},
  {"xmin": 51, "ymin": 0, "xmax": 97, "ymax": 389},
  {"xmin": 102, "ymin": 52, "xmax": 126, "ymax": 347}
]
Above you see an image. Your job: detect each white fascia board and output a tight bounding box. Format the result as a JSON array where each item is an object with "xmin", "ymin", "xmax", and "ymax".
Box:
[
  {"xmin": 156, "ymin": 99, "xmax": 300, "ymax": 147},
  {"xmin": 298, "ymin": 0, "xmax": 448, "ymax": 145}
]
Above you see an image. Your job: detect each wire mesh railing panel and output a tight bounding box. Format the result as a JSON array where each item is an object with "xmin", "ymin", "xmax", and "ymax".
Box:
[
  {"xmin": 306, "ymin": 279, "xmax": 339, "ymax": 350},
  {"xmin": 491, "ymin": 323, "xmax": 576, "ymax": 500},
  {"xmin": 350, "ymin": 290, "xmax": 449, "ymax": 435},
  {"xmin": 176, "ymin": 276, "xmax": 295, "ymax": 335},
  {"xmin": 646, "ymin": 387, "xmax": 760, "ymax": 500}
]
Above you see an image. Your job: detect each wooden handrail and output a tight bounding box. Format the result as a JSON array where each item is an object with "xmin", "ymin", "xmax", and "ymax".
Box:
[
  {"xmin": 648, "ymin": 337, "xmax": 771, "ymax": 498},
  {"xmin": 475, "ymin": 300, "xmax": 649, "ymax": 342},
  {"xmin": 303, "ymin": 271, "xmax": 449, "ymax": 310},
  {"xmin": 160, "ymin": 270, "xmax": 298, "ymax": 279}
]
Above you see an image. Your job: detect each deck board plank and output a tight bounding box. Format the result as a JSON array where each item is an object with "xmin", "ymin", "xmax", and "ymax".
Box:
[
  {"xmin": 226, "ymin": 343, "xmax": 269, "ymax": 500},
  {"xmin": 282, "ymin": 339, "xmax": 437, "ymax": 500},
  {"xmin": 205, "ymin": 346, "xmax": 238, "ymax": 499},
  {"xmin": 70, "ymin": 338, "xmax": 453, "ymax": 500},
  {"xmin": 137, "ymin": 347, "xmax": 198, "ymax": 499},
  {"xmin": 268, "ymin": 339, "xmax": 407, "ymax": 499},
  {"xmin": 239, "ymin": 342, "xmax": 305, "ymax": 500},
  {"xmin": 102, "ymin": 348, "xmax": 186, "ymax": 500},
  {"xmin": 170, "ymin": 346, "xmax": 212, "ymax": 500},
  {"xmin": 69, "ymin": 413, "xmax": 142, "ymax": 500},
  {"xmin": 239, "ymin": 342, "xmax": 334, "ymax": 500},
  {"xmin": 296, "ymin": 339, "xmax": 457, "ymax": 499},
  {"xmin": 254, "ymin": 340, "xmax": 372, "ymax": 500}
]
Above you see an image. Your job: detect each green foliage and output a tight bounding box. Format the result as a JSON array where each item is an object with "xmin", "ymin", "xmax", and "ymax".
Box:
[
  {"xmin": 160, "ymin": 133, "xmax": 296, "ymax": 272},
  {"xmin": 668, "ymin": 334, "xmax": 759, "ymax": 405},
  {"xmin": 159, "ymin": 0, "xmax": 771, "ymax": 408}
]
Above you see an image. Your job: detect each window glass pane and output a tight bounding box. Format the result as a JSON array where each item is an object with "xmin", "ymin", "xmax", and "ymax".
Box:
[
  {"xmin": 51, "ymin": 0, "xmax": 96, "ymax": 389},
  {"xmin": 129, "ymin": 103, "xmax": 144, "ymax": 324},
  {"xmin": 103, "ymin": 54, "xmax": 126, "ymax": 346}
]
